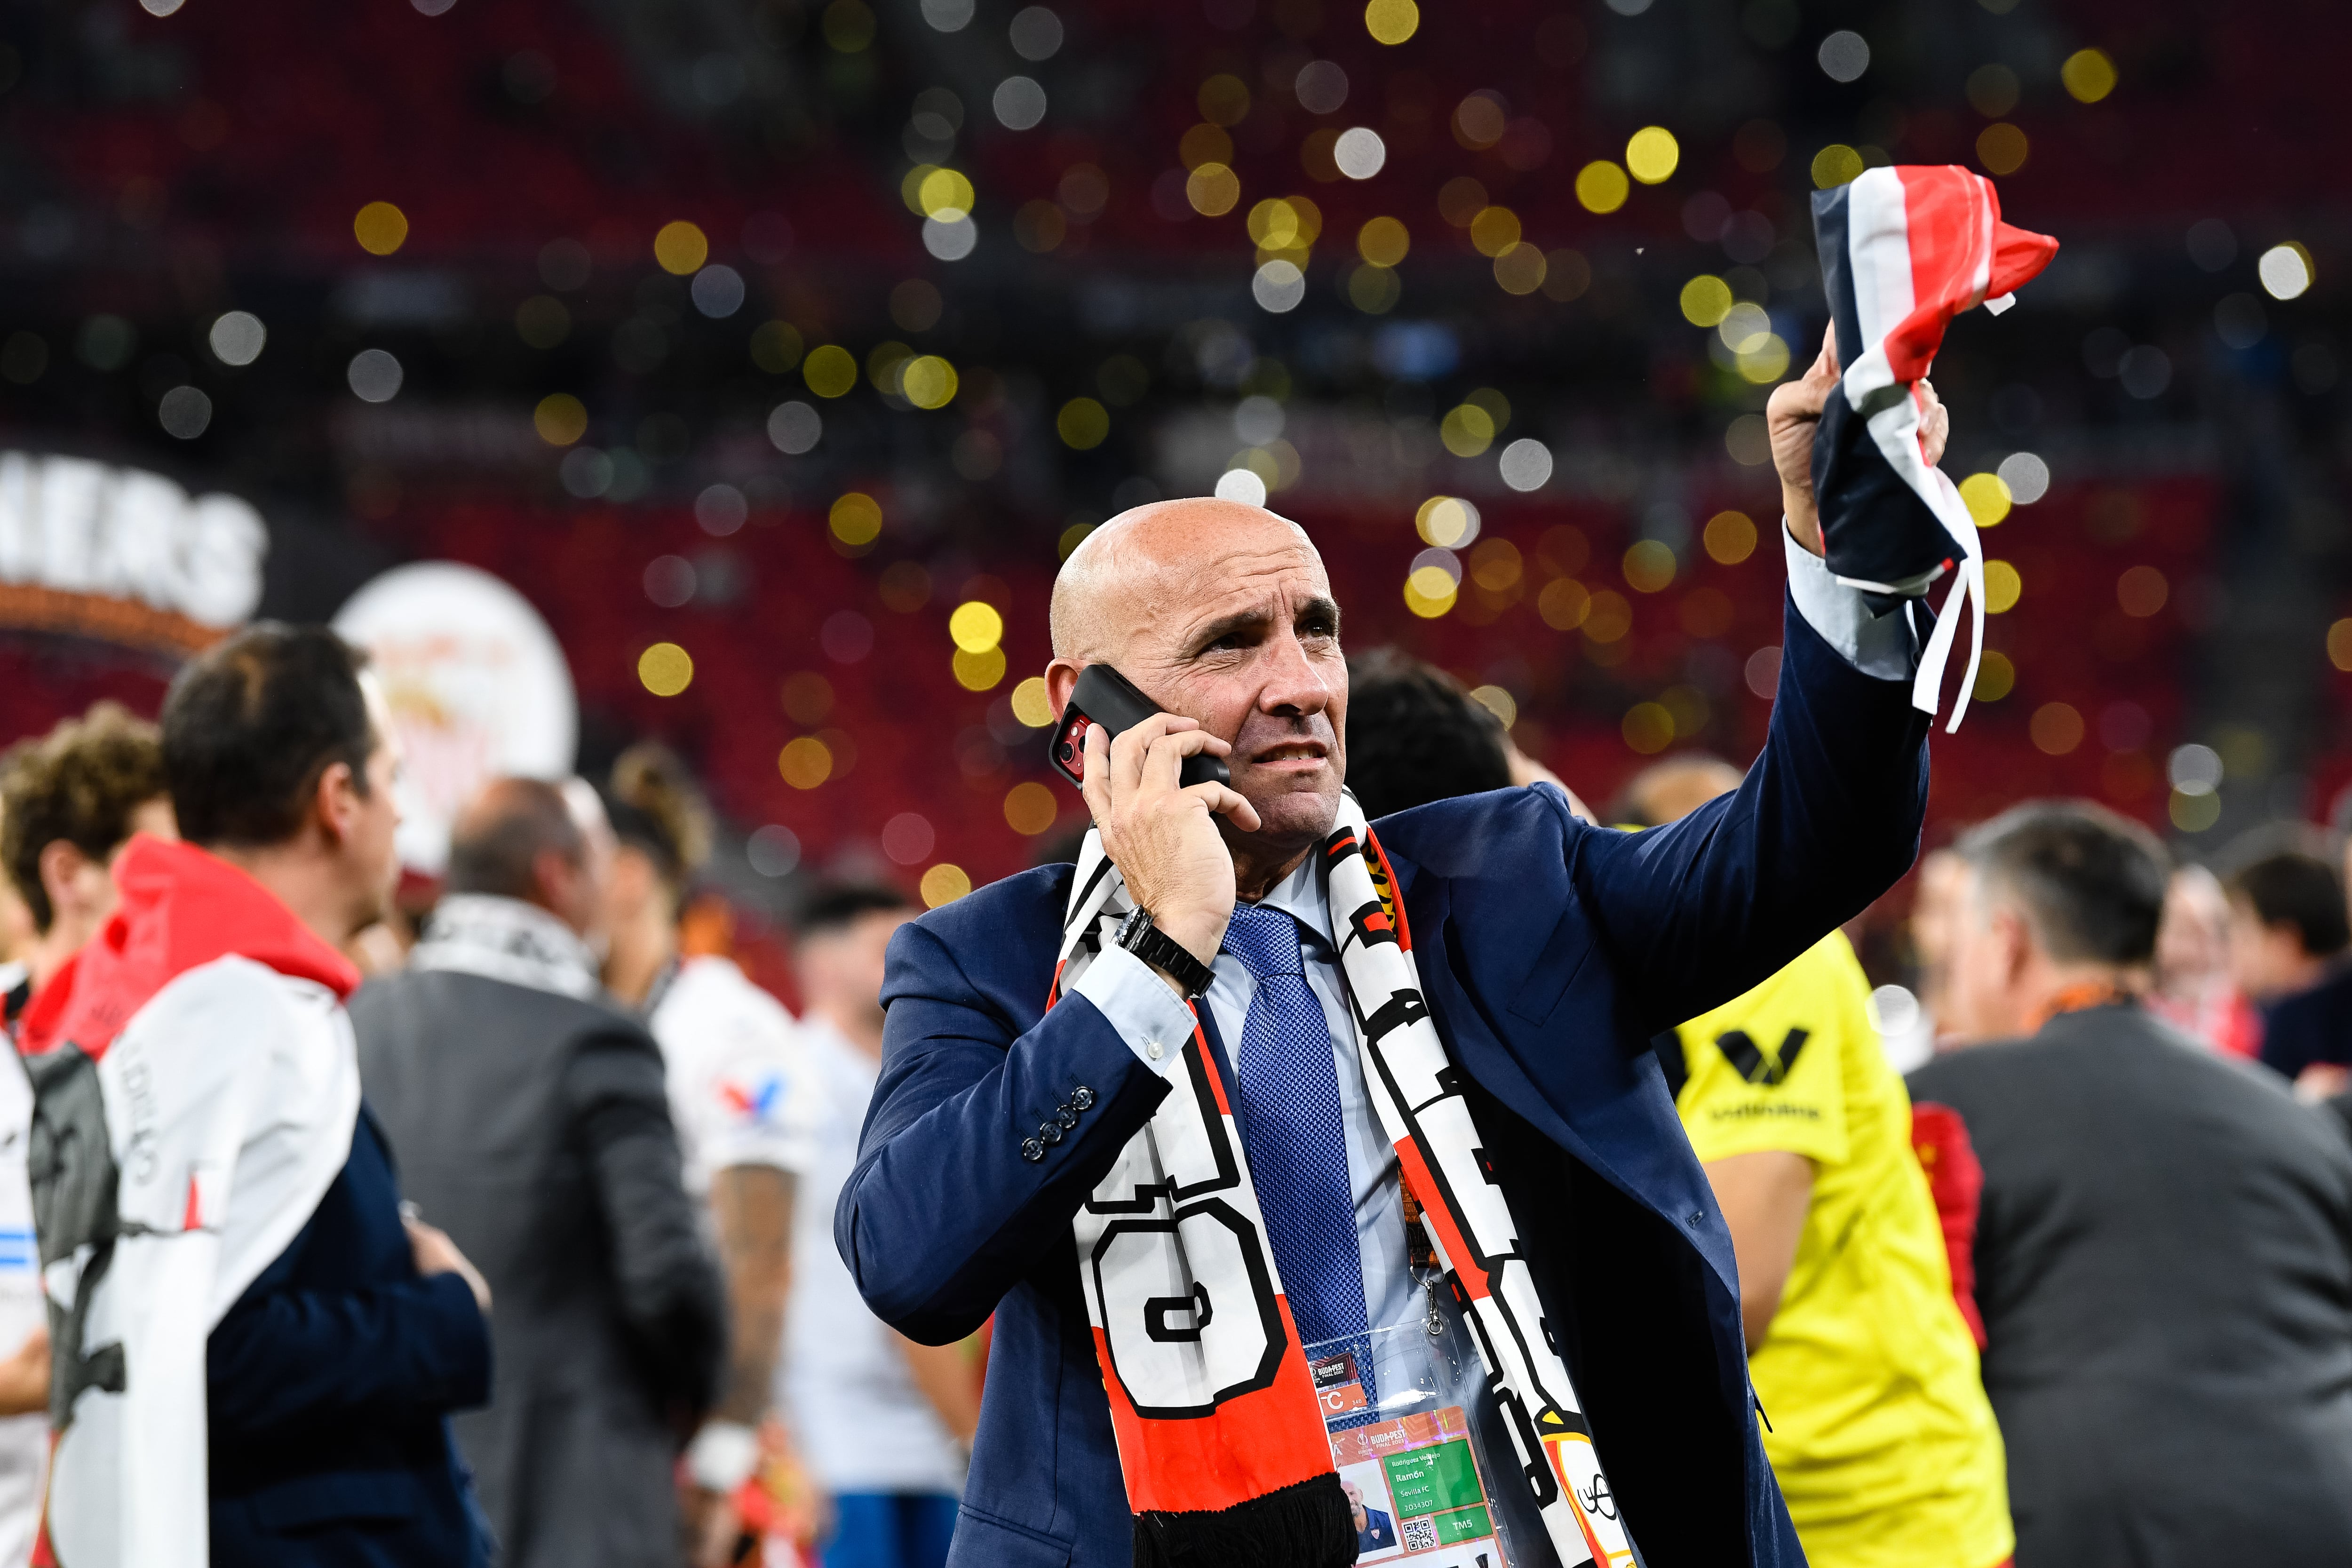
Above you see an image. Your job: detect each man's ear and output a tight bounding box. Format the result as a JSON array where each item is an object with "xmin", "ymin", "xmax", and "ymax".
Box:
[
  {"xmin": 312, "ymin": 759, "xmax": 360, "ymax": 847},
  {"xmin": 36, "ymin": 840, "xmax": 88, "ymax": 913},
  {"xmin": 530, "ymin": 847, "xmax": 577, "ymax": 914},
  {"xmin": 1044, "ymin": 659, "xmax": 1082, "ymax": 717},
  {"xmin": 1994, "ymin": 907, "xmax": 2034, "ymax": 985}
]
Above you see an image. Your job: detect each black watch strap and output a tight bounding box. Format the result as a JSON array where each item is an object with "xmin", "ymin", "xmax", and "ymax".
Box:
[{"xmin": 1116, "ymin": 907, "xmax": 1216, "ymax": 1000}]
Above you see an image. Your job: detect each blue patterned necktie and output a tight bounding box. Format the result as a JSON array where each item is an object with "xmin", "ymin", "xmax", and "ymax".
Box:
[{"xmin": 1223, "ymin": 902, "xmax": 1372, "ymax": 1375}]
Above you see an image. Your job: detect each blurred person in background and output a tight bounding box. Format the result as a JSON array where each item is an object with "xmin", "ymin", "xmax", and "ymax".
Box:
[
  {"xmin": 1907, "ymin": 848, "xmax": 1972, "ymax": 1048},
  {"xmin": 1339, "ymin": 648, "xmax": 1590, "ymax": 821},
  {"xmin": 1621, "ymin": 756, "xmax": 2010, "ymax": 1568},
  {"xmin": 22, "ymin": 624, "xmax": 494, "ymax": 1567},
  {"xmin": 2225, "ymin": 844, "xmax": 2352, "ymax": 1094},
  {"xmin": 787, "ymin": 883, "xmax": 974, "ymax": 1568},
  {"xmin": 2147, "ymin": 865, "xmax": 2261, "ymax": 1057},
  {"xmin": 1352, "ymin": 700, "xmax": 2011, "ymax": 1568},
  {"xmin": 1908, "ymin": 802, "xmax": 2352, "ymax": 1568},
  {"xmin": 0, "ymin": 704, "xmax": 175, "ymax": 1005},
  {"xmin": 354, "ymin": 774, "xmax": 724, "ymax": 1568},
  {"xmin": 603, "ymin": 742, "xmax": 816, "ymax": 1564},
  {"xmin": 0, "ymin": 704, "xmax": 174, "ymax": 1562},
  {"xmin": 1607, "ymin": 753, "xmax": 1744, "ymax": 830}
]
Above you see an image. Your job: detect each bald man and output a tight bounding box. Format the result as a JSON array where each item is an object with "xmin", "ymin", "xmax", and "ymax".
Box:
[{"xmin": 842, "ymin": 347, "xmax": 1942, "ymax": 1568}]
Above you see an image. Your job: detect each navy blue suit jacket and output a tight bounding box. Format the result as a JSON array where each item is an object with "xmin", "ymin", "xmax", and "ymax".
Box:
[
  {"xmin": 840, "ymin": 597, "xmax": 1929, "ymax": 1568},
  {"xmin": 207, "ymin": 1108, "xmax": 494, "ymax": 1568}
]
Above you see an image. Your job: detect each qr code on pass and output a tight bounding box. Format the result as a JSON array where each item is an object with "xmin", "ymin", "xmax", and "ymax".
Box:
[{"xmin": 1402, "ymin": 1517, "xmax": 1436, "ymax": 1552}]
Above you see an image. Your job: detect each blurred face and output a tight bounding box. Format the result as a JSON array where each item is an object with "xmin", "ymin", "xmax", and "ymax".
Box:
[
  {"xmin": 2153, "ymin": 869, "xmax": 2227, "ymax": 990},
  {"xmin": 346, "ymin": 735, "xmax": 403, "ymax": 931},
  {"xmin": 47, "ymin": 795, "xmax": 175, "ymax": 945},
  {"xmin": 799, "ymin": 907, "xmax": 914, "ymax": 1039},
  {"xmin": 1050, "ymin": 504, "xmax": 1347, "ymax": 858},
  {"xmin": 1940, "ymin": 868, "xmax": 2034, "ymax": 1043},
  {"xmin": 2226, "ymin": 894, "xmax": 2313, "ymax": 1002},
  {"xmin": 338, "ymin": 677, "xmax": 405, "ymax": 935},
  {"xmin": 1909, "ymin": 850, "xmax": 1968, "ymax": 973},
  {"xmin": 554, "ymin": 779, "xmax": 617, "ymax": 947}
]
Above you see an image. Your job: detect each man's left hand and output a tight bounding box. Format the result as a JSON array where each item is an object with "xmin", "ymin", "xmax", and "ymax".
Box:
[{"xmin": 1769, "ymin": 325, "xmax": 1949, "ymax": 555}]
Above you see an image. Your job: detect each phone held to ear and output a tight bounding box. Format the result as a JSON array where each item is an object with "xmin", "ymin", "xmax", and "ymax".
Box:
[{"xmin": 1048, "ymin": 666, "xmax": 1232, "ymax": 791}]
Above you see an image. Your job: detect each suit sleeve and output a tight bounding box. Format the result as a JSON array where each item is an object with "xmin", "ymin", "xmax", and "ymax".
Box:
[
  {"xmin": 207, "ymin": 1179, "xmax": 491, "ymax": 1433},
  {"xmin": 1572, "ymin": 585, "xmax": 1931, "ymax": 1036},
  {"xmin": 209, "ymin": 1273, "xmax": 488, "ymax": 1431},
  {"xmin": 835, "ymin": 915, "xmax": 1173, "ymax": 1344},
  {"xmin": 563, "ymin": 1027, "xmax": 730, "ymax": 1422}
]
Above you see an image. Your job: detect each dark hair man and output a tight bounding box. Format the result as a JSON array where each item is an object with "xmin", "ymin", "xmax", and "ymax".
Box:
[
  {"xmin": 20, "ymin": 622, "xmax": 494, "ymax": 1568},
  {"xmin": 602, "ymin": 742, "xmax": 814, "ymax": 1567},
  {"xmin": 2222, "ymin": 845, "xmax": 2352, "ymax": 1087},
  {"xmin": 0, "ymin": 705, "xmax": 175, "ymax": 1563},
  {"xmin": 842, "ymin": 347, "xmax": 1949, "ymax": 1568},
  {"xmin": 353, "ymin": 773, "xmax": 727, "ymax": 1568},
  {"xmin": 1351, "ymin": 721, "xmax": 2011, "ymax": 1568},
  {"xmin": 2225, "ymin": 846, "xmax": 2348, "ymax": 1002},
  {"xmin": 1909, "ymin": 801, "xmax": 2352, "ymax": 1568},
  {"xmin": 1343, "ymin": 648, "xmax": 1592, "ymax": 822},
  {"xmin": 783, "ymin": 884, "xmax": 971, "ymax": 1568}
]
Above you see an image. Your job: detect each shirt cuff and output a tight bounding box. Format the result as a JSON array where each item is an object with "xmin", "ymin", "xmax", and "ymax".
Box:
[
  {"xmin": 1783, "ymin": 520, "xmax": 1919, "ymax": 682},
  {"xmin": 1069, "ymin": 944, "xmax": 1199, "ymax": 1079}
]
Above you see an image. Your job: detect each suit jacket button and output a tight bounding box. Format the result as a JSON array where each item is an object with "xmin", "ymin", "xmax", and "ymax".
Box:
[
  {"xmin": 1071, "ymin": 1085, "xmax": 1096, "ymax": 1111},
  {"xmin": 1040, "ymin": 1121, "xmax": 1066, "ymax": 1146},
  {"xmin": 1021, "ymin": 1138, "xmax": 1045, "ymax": 1162},
  {"xmin": 1054, "ymin": 1106, "xmax": 1079, "ymax": 1130}
]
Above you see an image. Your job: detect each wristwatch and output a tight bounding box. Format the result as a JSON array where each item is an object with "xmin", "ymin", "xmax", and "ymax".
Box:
[{"xmin": 1115, "ymin": 906, "xmax": 1216, "ymax": 1000}]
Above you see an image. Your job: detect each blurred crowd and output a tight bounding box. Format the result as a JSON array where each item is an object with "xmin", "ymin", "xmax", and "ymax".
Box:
[
  {"xmin": 0, "ymin": 638, "xmax": 972, "ymax": 1568},
  {"xmin": 0, "ymin": 624, "xmax": 2347, "ymax": 1568}
]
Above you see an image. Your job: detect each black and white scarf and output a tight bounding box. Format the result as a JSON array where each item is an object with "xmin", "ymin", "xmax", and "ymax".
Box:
[{"xmin": 1049, "ymin": 792, "xmax": 1636, "ymax": 1568}]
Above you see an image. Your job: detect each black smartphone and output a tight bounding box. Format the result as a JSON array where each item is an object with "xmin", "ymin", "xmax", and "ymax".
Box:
[{"xmin": 1047, "ymin": 665, "xmax": 1232, "ymax": 790}]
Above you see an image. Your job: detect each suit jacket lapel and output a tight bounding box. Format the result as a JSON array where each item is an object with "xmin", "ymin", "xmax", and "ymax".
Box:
[{"xmin": 1392, "ymin": 858, "xmax": 1740, "ymax": 1299}]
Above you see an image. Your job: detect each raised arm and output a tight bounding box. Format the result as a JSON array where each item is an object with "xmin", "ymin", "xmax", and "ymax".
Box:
[
  {"xmin": 1573, "ymin": 335, "xmax": 1940, "ymax": 1034},
  {"xmin": 1572, "ymin": 591, "xmax": 1930, "ymax": 1035}
]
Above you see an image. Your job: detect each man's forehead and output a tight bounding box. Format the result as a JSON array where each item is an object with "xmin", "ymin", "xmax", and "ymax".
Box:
[
  {"xmin": 1054, "ymin": 498, "xmax": 1332, "ymax": 658},
  {"xmin": 1129, "ymin": 514, "xmax": 1327, "ymax": 607}
]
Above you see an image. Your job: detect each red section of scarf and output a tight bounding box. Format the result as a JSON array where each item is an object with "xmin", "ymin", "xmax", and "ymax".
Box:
[
  {"xmin": 16, "ymin": 834, "xmax": 360, "ymax": 1062},
  {"xmin": 1049, "ymin": 940, "xmax": 1331, "ymax": 1516},
  {"xmin": 1882, "ymin": 167, "xmax": 2059, "ymax": 387},
  {"xmin": 1093, "ymin": 1300, "xmax": 1335, "ymax": 1513}
]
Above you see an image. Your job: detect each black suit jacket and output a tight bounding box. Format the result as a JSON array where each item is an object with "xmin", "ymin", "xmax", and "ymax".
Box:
[
  {"xmin": 1909, "ymin": 1005, "xmax": 2352, "ymax": 1567},
  {"xmin": 353, "ymin": 969, "xmax": 725, "ymax": 1568}
]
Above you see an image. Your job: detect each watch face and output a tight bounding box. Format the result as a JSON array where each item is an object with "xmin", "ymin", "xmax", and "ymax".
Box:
[{"xmin": 1118, "ymin": 907, "xmax": 1151, "ymax": 943}]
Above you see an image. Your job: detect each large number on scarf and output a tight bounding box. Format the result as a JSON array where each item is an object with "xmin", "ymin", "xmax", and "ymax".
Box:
[{"xmin": 1082, "ymin": 1035, "xmax": 1288, "ymax": 1418}]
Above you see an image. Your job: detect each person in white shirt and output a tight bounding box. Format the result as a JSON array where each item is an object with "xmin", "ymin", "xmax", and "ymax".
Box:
[
  {"xmin": 0, "ymin": 704, "xmax": 176, "ymax": 1567},
  {"xmin": 600, "ymin": 742, "xmax": 816, "ymax": 1563},
  {"xmin": 787, "ymin": 884, "xmax": 976, "ymax": 1568}
]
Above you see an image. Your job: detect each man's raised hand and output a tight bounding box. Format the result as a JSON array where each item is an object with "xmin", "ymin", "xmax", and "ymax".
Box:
[
  {"xmin": 1766, "ymin": 326, "xmax": 1840, "ymax": 555},
  {"xmin": 1080, "ymin": 712, "xmax": 1259, "ymax": 984},
  {"xmin": 1770, "ymin": 325, "xmax": 1950, "ymax": 556}
]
